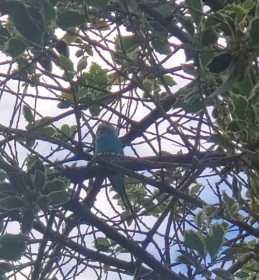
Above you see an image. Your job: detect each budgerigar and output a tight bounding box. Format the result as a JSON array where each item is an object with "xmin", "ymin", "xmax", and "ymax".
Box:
[{"xmin": 95, "ymin": 122, "xmax": 132, "ymax": 212}]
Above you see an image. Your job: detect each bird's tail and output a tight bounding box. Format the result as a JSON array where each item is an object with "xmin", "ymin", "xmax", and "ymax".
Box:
[
  {"xmin": 109, "ymin": 175, "xmax": 133, "ymax": 214},
  {"xmin": 110, "ymin": 175, "xmax": 142, "ymax": 230}
]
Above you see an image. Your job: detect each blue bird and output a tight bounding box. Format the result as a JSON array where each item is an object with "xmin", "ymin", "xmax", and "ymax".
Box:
[{"xmin": 95, "ymin": 122, "xmax": 132, "ymax": 212}]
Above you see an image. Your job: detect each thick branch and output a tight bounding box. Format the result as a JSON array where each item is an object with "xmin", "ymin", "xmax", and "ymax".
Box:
[
  {"xmin": 64, "ymin": 155, "xmax": 204, "ymax": 207},
  {"xmin": 63, "ymin": 151, "xmax": 239, "ymax": 182}
]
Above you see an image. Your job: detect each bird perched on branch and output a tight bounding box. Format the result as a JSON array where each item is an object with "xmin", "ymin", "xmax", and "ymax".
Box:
[{"xmin": 95, "ymin": 122, "xmax": 132, "ymax": 212}]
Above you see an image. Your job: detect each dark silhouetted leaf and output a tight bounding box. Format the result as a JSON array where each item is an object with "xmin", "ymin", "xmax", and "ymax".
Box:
[
  {"xmin": 184, "ymin": 230, "xmax": 206, "ymax": 257},
  {"xmin": 8, "ymin": 1, "xmax": 45, "ymax": 44},
  {"xmin": 201, "ymin": 28, "xmax": 218, "ymax": 46},
  {"xmin": 0, "ymin": 262, "xmax": 14, "ymax": 273},
  {"xmin": 151, "ymin": 33, "xmax": 171, "ymax": 55},
  {"xmin": 23, "ymin": 106, "xmax": 34, "ymax": 123},
  {"xmin": 205, "ymin": 224, "xmax": 225, "ymax": 258},
  {"xmin": 187, "ymin": 0, "xmax": 202, "ymax": 25},
  {"xmin": 57, "ymin": 9, "xmax": 85, "ymax": 29},
  {"xmin": 249, "ymin": 17, "xmax": 259, "ymax": 46},
  {"xmin": 38, "ymin": 54, "xmax": 52, "ymax": 71},
  {"xmin": 0, "ymin": 196, "xmax": 25, "ymax": 210},
  {"xmin": 0, "ymin": 234, "xmax": 26, "ymax": 261},
  {"xmin": 55, "ymin": 40, "xmax": 69, "ymax": 57},
  {"xmin": 77, "ymin": 56, "xmax": 88, "ymax": 72},
  {"xmin": 47, "ymin": 190, "xmax": 70, "ymax": 206},
  {"xmin": 94, "ymin": 237, "xmax": 111, "ymax": 251},
  {"xmin": 58, "ymin": 55, "xmax": 74, "ymax": 72},
  {"xmin": 6, "ymin": 35, "xmax": 27, "ymax": 57},
  {"xmin": 207, "ymin": 53, "xmax": 233, "ymax": 73}
]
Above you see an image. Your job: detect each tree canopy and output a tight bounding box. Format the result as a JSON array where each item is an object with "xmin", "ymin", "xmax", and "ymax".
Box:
[{"xmin": 0, "ymin": 0, "xmax": 259, "ymax": 279}]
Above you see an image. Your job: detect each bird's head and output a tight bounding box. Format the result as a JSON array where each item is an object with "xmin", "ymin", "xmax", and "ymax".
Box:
[{"xmin": 96, "ymin": 122, "xmax": 117, "ymax": 137}]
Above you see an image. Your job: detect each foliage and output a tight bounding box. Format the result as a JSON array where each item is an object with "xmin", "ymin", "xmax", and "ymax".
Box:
[{"xmin": 0, "ymin": 0, "xmax": 258, "ymax": 279}]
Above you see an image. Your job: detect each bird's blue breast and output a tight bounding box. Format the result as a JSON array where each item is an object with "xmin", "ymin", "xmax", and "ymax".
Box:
[{"xmin": 95, "ymin": 132, "xmax": 123, "ymax": 155}]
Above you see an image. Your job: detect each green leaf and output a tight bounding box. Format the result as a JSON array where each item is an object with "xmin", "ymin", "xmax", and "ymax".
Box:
[
  {"xmin": 5, "ymin": 35, "xmax": 27, "ymax": 57},
  {"xmin": 163, "ymin": 75, "xmax": 176, "ymax": 86},
  {"xmin": 57, "ymin": 9, "xmax": 85, "ymax": 29},
  {"xmin": 33, "ymin": 170, "xmax": 45, "ymax": 191},
  {"xmin": 184, "ymin": 230, "xmax": 206, "ymax": 257},
  {"xmin": 142, "ymin": 78, "xmax": 154, "ymax": 92},
  {"xmin": 151, "ymin": 33, "xmax": 171, "ymax": 55},
  {"xmin": 177, "ymin": 253, "xmax": 197, "ymax": 267},
  {"xmin": 154, "ymin": 2, "xmax": 173, "ymax": 19},
  {"xmin": 207, "ymin": 53, "xmax": 233, "ymax": 73},
  {"xmin": 249, "ymin": 17, "xmax": 259, "ymax": 46},
  {"xmin": 204, "ymin": 205, "xmax": 220, "ymax": 219},
  {"xmin": 41, "ymin": 0, "xmax": 56, "ymax": 25},
  {"xmin": 223, "ymin": 192, "xmax": 239, "ymax": 218},
  {"xmin": 257, "ymin": 1, "xmax": 259, "ymax": 17},
  {"xmin": 115, "ymin": 35, "xmax": 139, "ymax": 54},
  {"xmin": 176, "ymin": 94, "xmax": 204, "ymax": 113},
  {"xmin": 58, "ymin": 55, "xmax": 74, "ymax": 72},
  {"xmin": 23, "ymin": 105, "xmax": 34, "ymax": 123},
  {"xmin": 205, "ymin": 224, "xmax": 225, "ymax": 258},
  {"xmin": 27, "ymin": 156, "xmax": 45, "ymax": 174},
  {"xmin": 235, "ymin": 271, "xmax": 249, "ymax": 278},
  {"xmin": 186, "ymin": 0, "xmax": 202, "ymax": 25},
  {"xmin": 227, "ymin": 120, "xmax": 240, "ymax": 132},
  {"xmin": 141, "ymin": 198, "xmax": 155, "ymax": 210},
  {"xmin": 94, "ymin": 237, "xmax": 111, "ymax": 251},
  {"xmin": 85, "ymin": 44, "xmax": 93, "ymax": 56},
  {"xmin": 0, "ymin": 234, "xmax": 26, "ymax": 261},
  {"xmin": 75, "ymin": 49, "xmax": 84, "ymax": 57},
  {"xmin": 201, "ymin": 28, "xmax": 218, "ymax": 46},
  {"xmin": 195, "ymin": 211, "xmax": 206, "ymax": 228},
  {"xmin": 27, "ymin": 117, "xmax": 53, "ymax": 130},
  {"xmin": 8, "ymin": 1, "xmax": 45, "ymax": 44},
  {"xmin": 0, "ymin": 25, "xmax": 10, "ymax": 45},
  {"xmin": 213, "ymin": 268, "xmax": 234, "ymax": 280},
  {"xmin": 57, "ymin": 100, "xmax": 71, "ymax": 109},
  {"xmin": 39, "ymin": 126, "xmax": 56, "ymax": 138},
  {"xmin": 79, "ymin": 62, "xmax": 110, "ymax": 113},
  {"xmin": 190, "ymin": 182, "xmax": 202, "ymax": 196},
  {"xmin": 84, "ymin": 62, "xmax": 108, "ymax": 88},
  {"xmin": 55, "ymin": 40, "xmax": 69, "ymax": 57},
  {"xmin": 60, "ymin": 124, "xmax": 71, "ymax": 138},
  {"xmin": 199, "ymin": 50, "xmax": 216, "ymax": 71},
  {"xmin": 0, "ymin": 262, "xmax": 14, "ymax": 273},
  {"xmin": 47, "ymin": 190, "xmax": 71, "ymax": 206},
  {"xmin": 0, "ymin": 196, "xmax": 25, "ymax": 210},
  {"xmin": 37, "ymin": 54, "xmax": 52, "ymax": 72},
  {"xmin": 250, "ymin": 173, "xmax": 259, "ymax": 199},
  {"xmin": 44, "ymin": 178, "xmax": 67, "ymax": 194},
  {"xmin": 56, "ymin": 124, "xmax": 75, "ymax": 140},
  {"xmin": 77, "ymin": 56, "xmax": 88, "ymax": 72},
  {"xmin": 231, "ymin": 94, "xmax": 248, "ymax": 120},
  {"xmin": 89, "ymin": 104, "xmax": 101, "ymax": 116},
  {"xmin": 233, "ymin": 77, "xmax": 253, "ymax": 97}
]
